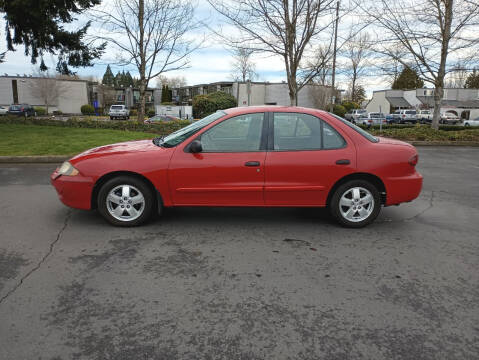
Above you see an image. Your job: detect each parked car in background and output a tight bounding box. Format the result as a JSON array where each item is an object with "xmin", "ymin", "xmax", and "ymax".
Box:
[
  {"xmin": 0, "ymin": 106, "xmax": 8, "ymax": 115},
  {"xmin": 144, "ymin": 114, "xmax": 179, "ymax": 124},
  {"xmin": 418, "ymin": 110, "xmax": 433, "ymax": 123},
  {"xmin": 109, "ymin": 105, "xmax": 130, "ymax": 120},
  {"xmin": 8, "ymin": 104, "xmax": 36, "ymax": 117},
  {"xmin": 463, "ymin": 117, "xmax": 479, "ymax": 127},
  {"xmin": 344, "ymin": 109, "xmax": 367, "ymax": 123},
  {"xmin": 440, "ymin": 112, "xmax": 461, "ymax": 125},
  {"xmin": 357, "ymin": 112, "xmax": 387, "ymax": 126},
  {"xmin": 397, "ymin": 109, "xmax": 417, "ymax": 124},
  {"xmin": 51, "ymin": 106, "xmax": 422, "ymax": 228}
]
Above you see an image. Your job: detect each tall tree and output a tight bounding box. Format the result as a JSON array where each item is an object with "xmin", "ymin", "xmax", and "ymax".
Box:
[
  {"xmin": 230, "ymin": 48, "xmax": 257, "ymax": 82},
  {"xmin": 102, "ymin": 65, "xmax": 115, "ymax": 86},
  {"xmin": 392, "ymin": 66, "xmax": 424, "ymax": 90},
  {"xmin": 465, "ymin": 69, "xmax": 479, "ymax": 89},
  {"xmin": 360, "ymin": 0, "xmax": 479, "ymax": 129},
  {"xmin": 1, "ymin": 0, "xmax": 105, "ymax": 74},
  {"xmin": 208, "ymin": 0, "xmax": 336, "ymax": 105},
  {"xmin": 94, "ymin": 0, "xmax": 198, "ymax": 122},
  {"xmin": 344, "ymin": 32, "xmax": 371, "ymax": 104}
]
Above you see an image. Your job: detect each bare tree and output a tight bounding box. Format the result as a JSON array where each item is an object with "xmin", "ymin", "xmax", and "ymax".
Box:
[
  {"xmin": 230, "ymin": 48, "xmax": 257, "ymax": 82},
  {"xmin": 360, "ymin": 0, "xmax": 479, "ymax": 129},
  {"xmin": 96, "ymin": 85, "xmax": 117, "ymax": 113},
  {"xmin": 94, "ymin": 0, "xmax": 198, "ymax": 122},
  {"xmin": 208, "ymin": 0, "xmax": 336, "ymax": 105},
  {"xmin": 343, "ymin": 32, "xmax": 371, "ymax": 103},
  {"xmin": 29, "ymin": 70, "xmax": 62, "ymax": 114},
  {"xmin": 156, "ymin": 75, "xmax": 187, "ymax": 89}
]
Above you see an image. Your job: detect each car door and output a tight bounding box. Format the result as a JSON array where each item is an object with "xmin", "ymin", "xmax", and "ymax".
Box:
[
  {"xmin": 168, "ymin": 112, "xmax": 267, "ymax": 206},
  {"xmin": 264, "ymin": 112, "xmax": 356, "ymax": 206}
]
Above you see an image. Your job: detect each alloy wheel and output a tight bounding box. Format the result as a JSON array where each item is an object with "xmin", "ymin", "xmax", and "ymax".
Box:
[
  {"xmin": 106, "ymin": 184, "xmax": 145, "ymax": 221},
  {"xmin": 339, "ymin": 187, "xmax": 375, "ymax": 223}
]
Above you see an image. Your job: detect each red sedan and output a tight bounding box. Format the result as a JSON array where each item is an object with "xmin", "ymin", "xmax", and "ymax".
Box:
[{"xmin": 51, "ymin": 106, "xmax": 422, "ymax": 228}]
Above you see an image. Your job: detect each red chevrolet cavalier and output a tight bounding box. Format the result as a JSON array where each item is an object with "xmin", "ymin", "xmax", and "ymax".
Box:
[{"xmin": 51, "ymin": 106, "xmax": 422, "ymax": 228}]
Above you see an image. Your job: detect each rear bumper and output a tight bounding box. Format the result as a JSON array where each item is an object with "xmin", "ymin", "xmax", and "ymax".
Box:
[
  {"xmin": 384, "ymin": 171, "xmax": 423, "ymax": 206},
  {"xmin": 50, "ymin": 170, "xmax": 94, "ymax": 210}
]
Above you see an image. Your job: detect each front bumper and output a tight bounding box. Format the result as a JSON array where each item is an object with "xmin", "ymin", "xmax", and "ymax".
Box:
[
  {"xmin": 385, "ymin": 171, "xmax": 423, "ymax": 206},
  {"xmin": 51, "ymin": 170, "xmax": 94, "ymax": 210}
]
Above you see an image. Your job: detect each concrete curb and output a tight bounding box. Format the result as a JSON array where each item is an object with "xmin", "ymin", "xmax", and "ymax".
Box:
[{"xmin": 0, "ymin": 156, "xmax": 70, "ymax": 163}]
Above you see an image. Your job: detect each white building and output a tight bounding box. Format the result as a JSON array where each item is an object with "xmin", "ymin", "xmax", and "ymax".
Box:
[
  {"xmin": 0, "ymin": 75, "xmax": 89, "ymax": 114},
  {"xmin": 366, "ymin": 88, "xmax": 479, "ymax": 119},
  {"xmin": 172, "ymin": 81, "xmax": 337, "ymax": 109}
]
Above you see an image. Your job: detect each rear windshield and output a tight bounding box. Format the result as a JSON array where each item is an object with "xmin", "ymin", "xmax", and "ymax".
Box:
[
  {"xmin": 329, "ymin": 113, "xmax": 379, "ymax": 143},
  {"xmin": 406, "ymin": 110, "xmax": 416, "ymax": 114},
  {"xmin": 9, "ymin": 105, "xmax": 20, "ymax": 110},
  {"xmin": 111, "ymin": 105, "xmax": 124, "ymax": 109}
]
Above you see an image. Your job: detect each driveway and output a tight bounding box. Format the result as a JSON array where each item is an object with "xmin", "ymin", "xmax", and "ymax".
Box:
[{"xmin": 0, "ymin": 147, "xmax": 478, "ymax": 359}]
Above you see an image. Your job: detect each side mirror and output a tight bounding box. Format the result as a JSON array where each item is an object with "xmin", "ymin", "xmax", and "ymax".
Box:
[{"xmin": 189, "ymin": 139, "xmax": 203, "ymax": 153}]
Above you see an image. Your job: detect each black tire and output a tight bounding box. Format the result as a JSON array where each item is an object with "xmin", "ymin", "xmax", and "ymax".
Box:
[
  {"xmin": 97, "ymin": 175, "xmax": 157, "ymax": 227},
  {"xmin": 329, "ymin": 179, "xmax": 381, "ymax": 228}
]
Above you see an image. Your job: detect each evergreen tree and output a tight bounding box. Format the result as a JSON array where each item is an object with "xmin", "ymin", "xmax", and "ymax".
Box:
[
  {"xmin": 465, "ymin": 69, "xmax": 479, "ymax": 89},
  {"xmin": 392, "ymin": 66, "xmax": 424, "ymax": 90},
  {"xmin": 1, "ymin": 0, "xmax": 105, "ymax": 74},
  {"xmin": 114, "ymin": 71, "xmax": 123, "ymax": 87},
  {"xmin": 125, "ymin": 71, "xmax": 134, "ymax": 87},
  {"xmin": 102, "ymin": 65, "xmax": 115, "ymax": 86}
]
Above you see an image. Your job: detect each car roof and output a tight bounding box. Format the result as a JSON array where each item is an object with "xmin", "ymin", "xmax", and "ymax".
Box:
[{"xmin": 223, "ymin": 105, "xmax": 331, "ymax": 117}]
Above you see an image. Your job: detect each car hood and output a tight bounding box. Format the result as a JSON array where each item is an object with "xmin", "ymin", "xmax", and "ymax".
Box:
[
  {"xmin": 377, "ymin": 136, "xmax": 414, "ymax": 147},
  {"xmin": 70, "ymin": 139, "xmax": 158, "ymax": 163}
]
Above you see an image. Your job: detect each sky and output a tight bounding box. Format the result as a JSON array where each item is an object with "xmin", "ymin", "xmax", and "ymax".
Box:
[{"xmin": 0, "ymin": 0, "xmax": 389, "ymax": 97}]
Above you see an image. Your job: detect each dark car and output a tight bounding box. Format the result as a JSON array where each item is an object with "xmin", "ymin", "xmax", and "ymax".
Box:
[
  {"xmin": 8, "ymin": 104, "xmax": 36, "ymax": 117},
  {"xmin": 144, "ymin": 114, "xmax": 179, "ymax": 124}
]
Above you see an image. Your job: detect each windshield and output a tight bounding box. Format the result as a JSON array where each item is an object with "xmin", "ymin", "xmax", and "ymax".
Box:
[
  {"xmin": 159, "ymin": 111, "xmax": 226, "ymax": 147},
  {"xmin": 329, "ymin": 113, "xmax": 379, "ymax": 143}
]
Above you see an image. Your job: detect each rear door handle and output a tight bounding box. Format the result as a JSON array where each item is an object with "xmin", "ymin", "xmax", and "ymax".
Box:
[
  {"xmin": 335, "ymin": 159, "xmax": 350, "ymax": 165},
  {"xmin": 245, "ymin": 161, "xmax": 260, "ymax": 167}
]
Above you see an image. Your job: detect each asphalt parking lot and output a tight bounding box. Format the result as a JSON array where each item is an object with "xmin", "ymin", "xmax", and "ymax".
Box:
[{"xmin": 0, "ymin": 146, "xmax": 478, "ymax": 359}]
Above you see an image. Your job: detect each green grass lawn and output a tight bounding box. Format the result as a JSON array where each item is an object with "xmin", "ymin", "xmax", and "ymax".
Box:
[{"xmin": 0, "ymin": 124, "xmax": 156, "ymax": 156}]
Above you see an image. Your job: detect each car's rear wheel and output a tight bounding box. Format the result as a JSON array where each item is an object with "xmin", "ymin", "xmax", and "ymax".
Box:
[
  {"xmin": 97, "ymin": 176, "xmax": 155, "ymax": 226},
  {"xmin": 330, "ymin": 180, "xmax": 381, "ymax": 228}
]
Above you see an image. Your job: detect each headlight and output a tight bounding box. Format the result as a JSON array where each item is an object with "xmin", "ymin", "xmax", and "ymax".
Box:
[{"xmin": 57, "ymin": 161, "xmax": 79, "ymax": 176}]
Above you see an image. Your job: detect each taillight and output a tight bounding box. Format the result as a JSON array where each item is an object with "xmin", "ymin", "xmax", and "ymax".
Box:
[
  {"xmin": 409, "ymin": 154, "xmax": 418, "ymax": 166},
  {"xmin": 368, "ymin": 120, "xmax": 372, "ymax": 123},
  {"xmin": 402, "ymin": 114, "xmax": 405, "ymax": 118},
  {"xmin": 20, "ymin": 107, "xmax": 24, "ymax": 111}
]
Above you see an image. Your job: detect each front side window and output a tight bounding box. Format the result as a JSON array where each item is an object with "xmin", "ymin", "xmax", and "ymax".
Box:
[
  {"xmin": 160, "ymin": 111, "xmax": 226, "ymax": 147},
  {"xmin": 200, "ymin": 113, "xmax": 264, "ymax": 152}
]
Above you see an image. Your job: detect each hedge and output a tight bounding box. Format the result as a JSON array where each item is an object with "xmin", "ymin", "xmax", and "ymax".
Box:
[
  {"xmin": 0, "ymin": 116, "xmax": 191, "ymax": 136},
  {"xmin": 34, "ymin": 107, "xmax": 46, "ymax": 115},
  {"xmin": 193, "ymin": 91, "xmax": 236, "ymax": 118}
]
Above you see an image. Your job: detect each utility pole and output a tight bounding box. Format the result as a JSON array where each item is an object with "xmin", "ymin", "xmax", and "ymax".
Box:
[{"xmin": 329, "ymin": 1, "xmax": 340, "ymax": 113}]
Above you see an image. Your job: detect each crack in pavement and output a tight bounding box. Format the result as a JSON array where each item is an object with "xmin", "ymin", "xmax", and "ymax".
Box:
[
  {"xmin": 406, "ymin": 190, "xmax": 435, "ymax": 221},
  {"xmin": 0, "ymin": 210, "xmax": 72, "ymax": 306}
]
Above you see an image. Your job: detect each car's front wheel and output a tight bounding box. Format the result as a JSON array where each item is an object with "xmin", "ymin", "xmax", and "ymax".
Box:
[
  {"xmin": 97, "ymin": 176, "xmax": 156, "ymax": 226},
  {"xmin": 329, "ymin": 180, "xmax": 381, "ymax": 228}
]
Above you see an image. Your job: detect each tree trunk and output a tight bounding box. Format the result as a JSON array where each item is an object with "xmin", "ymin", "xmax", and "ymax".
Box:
[
  {"xmin": 431, "ymin": 86, "xmax": 443, "ymax": 130},
  {"xmin": 137, "ymin": 0, "xmax": 146, "ymax": 123},
  {"xmin": 431, "ymin": 0, "xmax": 453, "ymax": 130}
]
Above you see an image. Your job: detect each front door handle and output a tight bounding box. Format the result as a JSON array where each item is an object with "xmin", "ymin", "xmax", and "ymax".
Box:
[
  {"xmin": 245, "ymin": 161, "xmax": 260, "ymax": 167},
  {"xmin": 336, "ymin": 159, "xmax": 350, "ymax": 165}
]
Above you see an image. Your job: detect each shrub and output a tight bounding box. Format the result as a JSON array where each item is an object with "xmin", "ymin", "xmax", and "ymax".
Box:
[
  {"xmin": 129, "ymin": 109, "xmax": 137, "ymax": 117},
  {"xmin": 161, "ymin": 102, "xmax": 175, "ymax": 106},
  {"xmin": 193, "ymin": 91, "xmax": 237, "ymax": 118},
  {"xmin": 341, "ymin": 101, "xmax": 360, "ymax": 112},
  {"xmin": 53, "ymin": 110, "xmax": 63, "ymax": 115},
  {"xmin": 81, "ymin": 104, "xmax": 95, "ymax": 115},
  {"xmin": 34, "ymin": 107, "xmax": 46, "ymax": 115},
  {"xmin": 332, "ymin": 104, "xmax": 347, "ymax": 118},
  {"xmin": 147, "ymin": 109, "xmax": 156, "ymax": 117}
]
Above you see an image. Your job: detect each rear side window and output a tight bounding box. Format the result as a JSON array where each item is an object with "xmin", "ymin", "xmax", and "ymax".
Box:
[
  {"xmin": 329, "ymin": 113, "xmax": 379, "ymax": 143},
  {"xmin": 273, "ymin": 113, "xmax": 346, "ymax": 151}
]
